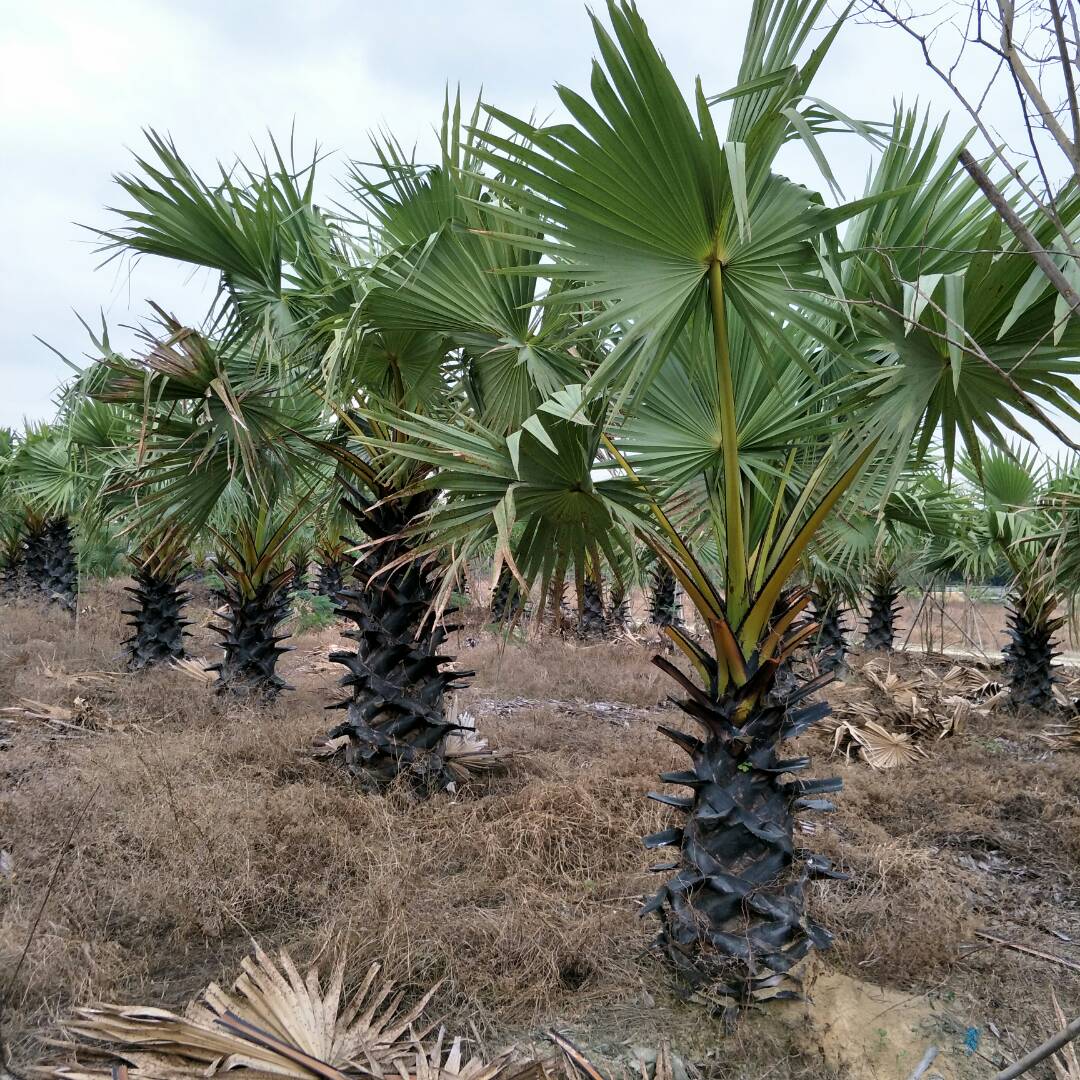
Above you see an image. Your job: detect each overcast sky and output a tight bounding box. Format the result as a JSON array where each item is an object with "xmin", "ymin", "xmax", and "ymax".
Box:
[{"xmin": 0, "ymin": 0, "xmax": 1019, "ymax": 430}]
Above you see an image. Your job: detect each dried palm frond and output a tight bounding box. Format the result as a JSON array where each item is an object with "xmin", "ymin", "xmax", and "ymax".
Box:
[
  {"xmin": 0, "ymin": 696, "xmax": 107, "ymax": 731},
  {"xmin": 172, "ymin": 657, "xmax": 217, "ymax": 686},
  {"xmin": 0, "ymin": 699, "xmax": 78, "ymax": 724},
  {"xmin": 828, "ymin": 658, "xmax": 989, "ymax": 766},
  {"xmin": 1038, "ymin": 717, "xmax": 1080, "ymax": 751},
  {"xmin": 40, "ymin": 946, "xmax": 443, "ymax": 1080},
  {"xmin": 832, "ymin": 720, "xmax": 927, "ymax": 769},
  {"xmin": 38, "ymin": 665, "xmax": 123, "ymax": 688},
  {"xmin": 443, "ymin": 707, "xmax": 518, "ymax": 785},
  {"xmin": 390, "ymin": 1031, "xmax": 515, "ymax": 1080}
]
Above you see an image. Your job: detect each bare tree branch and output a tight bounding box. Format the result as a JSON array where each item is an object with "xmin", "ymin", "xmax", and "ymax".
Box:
[{"xmin": 958, "ymin": 147, "xmax": 1080, "ymax": 312}]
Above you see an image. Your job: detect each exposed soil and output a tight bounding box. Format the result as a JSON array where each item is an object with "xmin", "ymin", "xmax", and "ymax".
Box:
[{"xmin": 1, "ymin": 580, "xmax": 1079, "ymax": 1079}]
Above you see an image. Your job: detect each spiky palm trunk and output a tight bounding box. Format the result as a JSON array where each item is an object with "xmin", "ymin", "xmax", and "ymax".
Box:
[
  {"xmin": 811, "ymin": 591, "xmax": 849, "ymax": 675},
  {"xmin": 326, "ymin": 492, "xmax": 472, "ymax": 793},
  {"xmin": 122, "ymin": 558, "xmax": 191, "ymax": 669},
  {"xmin": 27, "ymin": 517, "xmax": 77, "ymax": 613},
  {"xmin": 608, "ymin": 581, "xmax": 631, "ymax": 631},
  {"xmin": 209, "ymin": 578, "xmax": 293, "ymax": 697},
  {"xmin": 1003, "ymin": 588, "xmax": 1062, "ymax": 712},
  {"xmin": 650, "ymin": 564, "xmax": 680, "ymax": 627},
  {"xmin": 23, "ymin": 519, "xmax": 49, "ymax": 599},
  {"xmin": 863, "ymin": 567, "xmax": 901, "ymax": 652},
  {"xmin": 644, "ymin": 647, "xmax": 843, "ymax": 1007},
  {"xmin": 489, "ymin": 566, "xmax": 523, "ymax": 623},
  {"xmin": 315, "ymin": 557, "xmax": 346, "ymax": 602},
  {"xmin": 290, "ymin": 551, "xmax": 310, "ymax": 597},
  {"xmin": 546, "ymin": 573, "xmax": 571, "ymax": 632},
  {"xmin": 578, "ymin": 578, "xmax": 608, "ymax": 638},
  {"xmin": 770, "ymin": 589, "xmax": 808, "ymax": 702}
]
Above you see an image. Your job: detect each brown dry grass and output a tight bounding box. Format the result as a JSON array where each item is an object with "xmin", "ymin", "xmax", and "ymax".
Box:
[{"xmin": 1, "ymin": 581, "xmax": 1079, "ymax": 1078}]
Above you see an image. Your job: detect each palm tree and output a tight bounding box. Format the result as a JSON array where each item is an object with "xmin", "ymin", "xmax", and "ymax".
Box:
[
  {"xmin": 87, "ymin": 102, "xmax": 597, "ymax": 786},
  {"xmin": 939, "ymin": 449, "xmax": 1069, "ymax": 711},
  {"xmin": 207, "ymin": 509, "xmax": 310, "ymax": 697},
  {"xmin": 489, "ymin": 565, "xmax": 524, "ymax": 624},
  {"xmin": 363, "ymin": 0, "xmax": 1080, "ymax": 1006},
  {"xmin": 82, "ymin": 308, "xmax": 333, "ymax": 695},
  {"xmin": 6, "ymin": 417, "xmax": 97, "ymax": 614},
  {"xmin": 0, "ymin": 428, "xmax": 28, "ymax": 598},
  {"xmin": 649, "ymin": 563, "xmax": 682, "ymax": 629}
]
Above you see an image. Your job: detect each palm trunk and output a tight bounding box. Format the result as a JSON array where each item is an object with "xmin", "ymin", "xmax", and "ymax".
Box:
[
  {"xmin": 546, "ymin": 572, "xmax": 571, "ymax": 632},
  {"xmin": 863, "ymin": 568, "xmax": 901, "ymax": 652},
  {"xmin": 209, "ymin": 578, "xmax": 293, "ymax": 697},
  {"xmin": 578, "ymin": 577, "xmax": 608, "ymax": 638},
  {"xmin": 315, "ymin": 557, "xmax": 346, "ymax": 602},
  {"xmin": 28, "ymin": 517, "xmax": 77, "ymax": 614},
  {"xmin": 122, "ymin": 557, "xmax": 192, "ymax": 669},
  {"xmin": 644, "ymin": 649, "xmax": 843, "ymax": 1007},
  {"xmin": 290, "ymin": 551, "xmax": 310, "ymax": 597},
  {"xmin": 22, "ymin": 519, "xmax": 49, "ymax": 600},
  {"xmin": 1003, "ymin": 587, "xmax": 1062, "ymax": 711},
  {"xmin": 650, "ymin": 564, "xmax": 680, "ymax": 627},
  {"xmin": 812, "ymin": 591, "xmax": 849, "ymax": 675},
  {"xmin": 770, "ymin": 589, "xmax": 808, "ymax": 701},
  {"xmin": 608, "ymin": 580, "xmax": 631, "ymax": 631},
  {"xmin": 326, "ymin": 492, "xmax": 472, "ymax": 793},
  {"xmin": 1, "ymin": 542, "xmax": 27, "ymax": 599},
  {"xmin": 489, "ymin": 566, "xmax": 523, "ymax": 623}
]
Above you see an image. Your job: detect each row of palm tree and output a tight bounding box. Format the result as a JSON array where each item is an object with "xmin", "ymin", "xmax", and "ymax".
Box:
[{"xmin": 8, "ymin": 0, "xmax": 1080, "ymax": 1010}]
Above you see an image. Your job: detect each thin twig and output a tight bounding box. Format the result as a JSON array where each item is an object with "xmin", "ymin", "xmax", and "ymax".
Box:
[{"xmin": 975, "ymin": 929, "xmax": 1080, "ymax": 972}]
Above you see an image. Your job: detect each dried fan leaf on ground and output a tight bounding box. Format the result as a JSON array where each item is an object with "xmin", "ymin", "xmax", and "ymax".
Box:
[
  {"xmin": 1038, "ymin": 716, "xmax": 1080, "ymax": 751},
  {"xmin": 39, "ymin": 945, "xmax": 450, "ymax": 1080},
  {"xmin": 0, "ymin": 696, "xmax": 109, "ymax": 732},
  {"xmin": 389, "ymin": 1031, "xmax": 517, "ymax": 1080},
  {"xmin": 826, "ymin": 658, "xmax": 990, "ymax": 766},
  {"xmin": 831, "ymin": 720, "xmax": 927, "ymax": 770},
  {"xmin": 172, "ymin": 657, "xmax": 217, "ymax": 686}
]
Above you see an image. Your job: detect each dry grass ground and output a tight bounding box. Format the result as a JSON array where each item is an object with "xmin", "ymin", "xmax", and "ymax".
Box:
[{"xmin": 1, "ymin": 579, "xmax": 1079, "ymax": 1079}]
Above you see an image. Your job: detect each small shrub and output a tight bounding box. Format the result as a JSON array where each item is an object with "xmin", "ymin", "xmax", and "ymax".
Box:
[
  {"xmin": 289, "ymin": 590, "xmax": 337, "ymax": 634},
  {"xmin": 200, "ymin": 570, "xmax": 226, "ymax": 593}
]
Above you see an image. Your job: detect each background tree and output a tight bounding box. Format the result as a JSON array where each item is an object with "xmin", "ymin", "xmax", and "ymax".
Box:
[
  {"xmin": 939, "ymin": 448, "xmax": 1072, "ymax": 711},
  {"xmin": 868, "ymin": 0, "xmax": 1080, "ymax": 323}
]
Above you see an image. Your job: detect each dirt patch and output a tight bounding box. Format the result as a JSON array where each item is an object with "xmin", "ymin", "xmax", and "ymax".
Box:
[{"xmin": 797, "ymin": 970, "xmax": 979, "ymax": 1079}]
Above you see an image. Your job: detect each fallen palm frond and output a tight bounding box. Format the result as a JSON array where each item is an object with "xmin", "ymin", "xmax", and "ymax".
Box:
[
  {"xmin": 825, "ymin": 658, "xmax": 995, "ymax": 767},
  {"xmin": 172, "ymin": 657, "xmax": 217, "ymax": 686},
  {"xmin": 831, "ymin": 720, "xmax": 928, "ymax": 769},
  {"xmin": 1048, "ymin": 988, "xmax": 1080, "ymax": 1080},
  {"xmin": 0, "ymin": 696, "xmax": 107, "ymax": 732},
  {"xmin": 37, "ymin": 945, "xmax": 467, "ymax": 1080},
  {"xmin": 443, "ymin": 707, "xmax": 519, "ymax": 785},
  {"xmin": 34, "ymin": 946, "xmax": 584, "ymax": 1080},
  {"xmin": 38, "ymin": 664, "xmax": 123, "ymax": 688},
  {"xmin": 1038, "ymin": 717, "xmax": 1080, "ymax": 751},
  {"xmin": 391, "ymin": 1032, "xmax": 516, "ymax": 1080}
]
